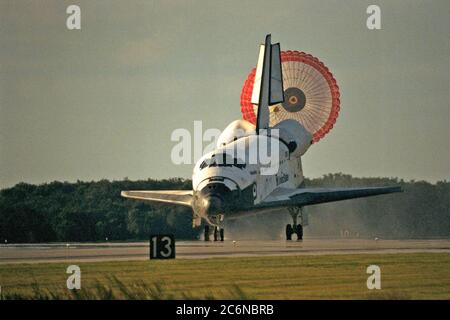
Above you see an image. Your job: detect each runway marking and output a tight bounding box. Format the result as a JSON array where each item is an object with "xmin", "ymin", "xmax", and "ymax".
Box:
[{"xmin": 1, "ymin": 239, "xmax": 449, "ymax": 264}]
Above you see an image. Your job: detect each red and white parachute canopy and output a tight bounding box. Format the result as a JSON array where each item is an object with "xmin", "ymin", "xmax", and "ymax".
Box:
[{"xmin": 240, "ymin": 51, "xmax": 340, "ymax": 143}]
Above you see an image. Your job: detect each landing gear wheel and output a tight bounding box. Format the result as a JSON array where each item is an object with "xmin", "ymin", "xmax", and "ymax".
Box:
[
  {"xmin": 286, "ymin": 224, "xmax": 293, "ymax": 241},
  {"xmin": 220, "ymin": 228, "xmax": 224, "ymax": 241},
  {"xmin": 287, "ymin": 207, "xmax": 305, "ymax": 241},
  {"xmin": 213, "ymin": 226, "xmax": 219, "ymax": 241},
  {"xmin": 296, "ymin": 224, "xmax": 303, "ymax": 241},
  {"xmin": 204, "ymin": 225, "xmax": 210, "ymax": 241}
]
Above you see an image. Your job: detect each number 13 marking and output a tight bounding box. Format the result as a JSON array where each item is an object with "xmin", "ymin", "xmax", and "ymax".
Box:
[{"xmin": 151, "ymin": 235, "xmax": 175, "ymax": 259}]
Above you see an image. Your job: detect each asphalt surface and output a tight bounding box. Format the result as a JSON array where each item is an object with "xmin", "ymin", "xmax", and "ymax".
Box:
[{"xmin": 1, "ymin": 239, "xmax": 449, "ymax": 264}]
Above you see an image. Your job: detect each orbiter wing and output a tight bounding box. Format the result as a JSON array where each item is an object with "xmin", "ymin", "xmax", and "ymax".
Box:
[
  {"xmin": 258, "ymin": 186, "xmax": 402, "ymax": 208},
  {"xmin": 121, "ymin": 190, "xmax": 192, "ymax": 207}
]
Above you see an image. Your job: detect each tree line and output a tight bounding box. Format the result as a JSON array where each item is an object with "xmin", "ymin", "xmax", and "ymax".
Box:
[{"xmin": 0, "ymin": 174, "xmax": 448, "ymax": 243}]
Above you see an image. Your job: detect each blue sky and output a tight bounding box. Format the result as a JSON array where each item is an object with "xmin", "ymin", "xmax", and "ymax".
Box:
[{"xmin": 1, "ymin": 0, "xmax": 449, "ymax": 188}]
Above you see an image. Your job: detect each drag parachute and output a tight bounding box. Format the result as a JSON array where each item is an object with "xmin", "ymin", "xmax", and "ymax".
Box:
[{"xmin": 240, "ymin": 51, "xmax": 340, "ymax": 143}]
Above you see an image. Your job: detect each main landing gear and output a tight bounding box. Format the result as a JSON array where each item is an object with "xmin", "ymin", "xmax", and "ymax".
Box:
[{"xmin": 286, "ymin": 207, "xmax": 304, "ymax": 241}]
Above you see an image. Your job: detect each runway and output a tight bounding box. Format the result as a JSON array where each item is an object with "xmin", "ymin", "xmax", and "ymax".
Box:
[{"xmin": 1, "ymin": 239, "xmax": 449, "ymax": 264}]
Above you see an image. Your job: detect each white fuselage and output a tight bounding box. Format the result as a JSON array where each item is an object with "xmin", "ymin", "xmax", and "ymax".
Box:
[{"xmin": 190, "ymin": 120, "xmax": 306, "ymax": 226}]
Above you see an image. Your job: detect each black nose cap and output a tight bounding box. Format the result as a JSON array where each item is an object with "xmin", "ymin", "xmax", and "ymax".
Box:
[{"xmin": 204, "ymin": 196, "xmax": 223, "ymax": 215}]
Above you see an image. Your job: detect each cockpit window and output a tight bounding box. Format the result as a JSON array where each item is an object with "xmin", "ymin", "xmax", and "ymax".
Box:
[
  {"xmin": 199, "ymin": 161, "xmax": 208, "ymax": 170},
  {"xmin": 200, "ymin": 153, "xmax": 246, "ymax": 170}
]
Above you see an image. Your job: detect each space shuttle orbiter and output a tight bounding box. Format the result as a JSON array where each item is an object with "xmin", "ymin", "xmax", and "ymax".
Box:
[{"xmin": 122, "ymin": 34, "xmax": 401, "ymax": 241}]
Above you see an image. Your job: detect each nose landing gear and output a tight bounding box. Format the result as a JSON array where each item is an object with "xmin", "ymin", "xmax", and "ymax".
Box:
[
  {"xmin": 286, "ymin": 207, "xmax": 304, "ymax": 241},
  {"xmin": 204, "ymin": 225, "xmax": 210, "ymax": 241},
  {"xmin": 204, "ymin": 215, "xmax": 225, "ymax": 241},
  {"xmin": 213, "ymin": 226, "xmax": 225, "ymax": 241},
  {"xmin": 204, "ymin": 225, "xmax": 224, "ymax": 241}
]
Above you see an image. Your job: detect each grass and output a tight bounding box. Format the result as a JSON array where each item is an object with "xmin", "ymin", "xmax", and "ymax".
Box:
[{"xmin": 0, "ymin": 253, "xmax": 449, "ymax": 299}]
